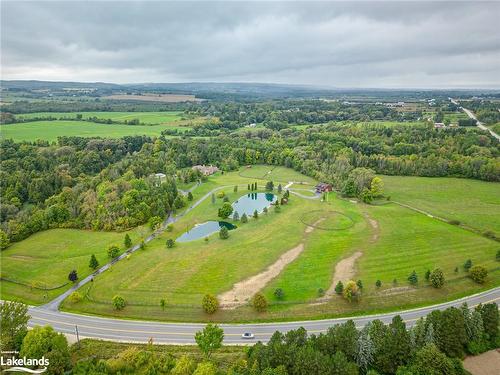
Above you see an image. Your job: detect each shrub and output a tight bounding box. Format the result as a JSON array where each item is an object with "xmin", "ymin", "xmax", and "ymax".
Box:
[
  {"xmin": 425, "ymin": 269, "xmax": 431, "ymax": 281},
  {"xmin": 253, "ymin": 209, "xmax": 259, "ymax": 219},
  {"xmin": 124, "ymin": 233, "xmax": 132, "ymax": 247},
  {"xmin": 217, "ymin": 191, "xmax": 225, "ymax": 198},
  {"xmin": 356, "ymin": 279, "xmax": 363, "ymax": 290},
  {"xmin": 263, "ymin": 207, "xmax": 268, "ymax": 214},
  {"xmin": 89, "ymin": 254, "xmax": 99, "ymax": 270},
  {"xmin": 430, "ymin": 268, "xmax": 445, "ymax": 288},
  {"xmin": 112, "ymin": 295, "xmax": 126, "ymax": 310},
  {"xmin": 496, "ymin": 249, "xmax": 500, "ymax": 261},
  {"xmin": 449, "ymin": 219, "xmax": 461, "ymax": 225},
  {"xmin": 166, "ymin": 224, "xmax": 174, "ymax": 232},
  {"xmin": 202, "ymin": 294, "xmax": 219, "ymax": 314},
  {"xmin": 160, "ymin": 298, "xmax": 166, "ymax": 310},
  {"xmin": 187, "ymin": 192, "xmax": 193, "ymax": 201},
  {"xmin": 375, "ymin": 280, "xmax": 382, "ymax": 288},
  {"xmin": 407, "ymin": 270, "xmax": 418, "ymax": 285},
  {"xmin": 317, "ymin": 288, "xmax": 325, "ymax": 297},
  {"xmin": 342, "ymin": 280, "xmax": 359, "ymax": 302},
  {"xmin": 166, "ymin": 239, "xmax": 175, "ymax": 248},
  {"xmin": 252, "ymin": 293, "xmax": 268, "ymax": 312},
  {"xmin": 148, "ymin": 216, "xmax": 162, "ymax": 230},
  {"xmin": 219, "ymin": 226, "xmax": 229, "ymax": 239},
  {"xmin": 469, "ymin": 266, "xmax": 488, "ymax": 284},
  {"xmin": 218, "ymin": 202, "xmax": 233, "ymax": 219},
  {"xmin": 69, "ymin": 291, "xmax": 82, "ymax": 303},
  {"xmin": 107, "ymin": 245, "xmax": 120, "ymax": 258},
  {"xmin": 274, "ymin": 288, "xmax": 284, "ymax": 300},
  {"xmin": 464, "ymin": 259, "xmax": 472, "ymax": 272},
  {"xmin": 241, "ymin": 213, "xmax": 248, "ymax": 223}
]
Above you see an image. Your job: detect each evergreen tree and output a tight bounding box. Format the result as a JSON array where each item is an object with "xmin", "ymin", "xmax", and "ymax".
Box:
[
  {"xmin": 435, "ymin": 307, "xmax": 467, "ymax": 358},
  {"xmin": 430, "ymin": 268, "xmax": 445, "ymax": 288},
  {"xmin": 234, "ymin": 185, "xmax": 238, "ymax": 193},
  {"xmin": 425, "ymin": 322, "xmax": 435, "ymax": 345},
  {"xmin": 232, "ymin": 211, "xmax": 240, "ymax": 221},
  {"xmin": 478, "ymin": 303, "xmax": 499, "ymax": 344},
  {"xmin": 408, "ymin": 270, "xmax": 418, "ymax": 285},
  {"xmin": 68, "ymin": 269, "xmax": 78, "ymax": 283},
  {"xmin": 356, "ymin": 326, "xmax": 374, "ymax": 372},
  {"xmin": 425, "ymin": 269, "xmax": 431, "ymax": 281},
  {"xmin": 211, "ymin": 193, "xmax": 216, "ymax": 204},
  {"xmin": 241, "ymin": 213, "xmax": 248, "ymax": 223},
  {"xmin": 253, "ymin": 209, "xmax": 259, "ymax": 219},
  {"xmin": 124, "ymin": 233, "xmax": 132, "ymax": 248},
  {"xmin": 463, "ymin": 259, "xmax": 472, "ymax": 272},
  {"xmin": 356, "ymin": 280, "xmax": 363, "ymax": 290},
  {"xmin": 219, "ymin": 226, "xmax": 229, "ymax": 239},
  {"xmin": 375, "ymin": 280, "xmax": 382, "ymax": 288},
  {"xmin": 247, "ymin": 184, "xmax": 250, "ymax": 191},
  {"xmin": 277, "ymin": 184, "xmax": 282, "ymax": 194},
  {"xmin": 89, "ymin": 254, "xmax": 99, "ymax": 270},
  {"xmin": 335, "ymin": 281, "xmax": 344, "ymax": 295},
  {"xmin": 187, "ymin": 191, "xmax": 193, "ymax": 201}
]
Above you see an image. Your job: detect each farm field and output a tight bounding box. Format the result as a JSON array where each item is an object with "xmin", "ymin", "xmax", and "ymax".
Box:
[
  {"xmin": 0, "ymin": 120, "xmax": 191, "ymax": 142},
  {"xmin": 16, "ymin": 111, "xmax": 184, "ymax": 124},
  {"xmin": 0, "ymin": 227, "xmax": 145, "ymax": 304},
  {"xmin": 56, "ymin": 168, "xmax": 499, "ymax": 322},
  {"xmin": 382, "ymin": 175, "xmax": 500, "ymax": 233}
]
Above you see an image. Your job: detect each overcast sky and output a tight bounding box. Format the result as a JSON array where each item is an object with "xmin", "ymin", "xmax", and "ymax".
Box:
[{"xmin": 1, "ymin": 1, "xmax": 499, "ymax": 89}]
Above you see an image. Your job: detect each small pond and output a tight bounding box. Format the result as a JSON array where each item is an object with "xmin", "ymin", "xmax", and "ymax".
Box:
[
  {"xmin": 232, "ymin": 192, "xmax": 277, "ymax": 217},
  {"xmin": 176, "ymin": 221, "xmax": 236, "ymax": 242}
]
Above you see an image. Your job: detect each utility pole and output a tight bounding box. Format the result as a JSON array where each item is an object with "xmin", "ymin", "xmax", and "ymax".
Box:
[{"xmin": 75, "ymin": 325, "xmax": 80, "ymax": 348}]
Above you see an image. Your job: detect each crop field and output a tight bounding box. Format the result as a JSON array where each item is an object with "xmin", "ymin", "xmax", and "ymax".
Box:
[
  {"xmin": 0, "ymin": 120, "xmax": 192, "ymax": 142},
  {"xmin": 0, "ymin": 227, "xmax": 145, "ymax": 304},
  {"xmin": 49, "ymin": 167, "xmax": 499, "ymax": 322},
  {"xmin": 16, "ymin": 111, "xmax": 184, "ymax": 124},
  {"xmin": 382, "ymin": 175, "xmax": 500, "ymax": 233}
]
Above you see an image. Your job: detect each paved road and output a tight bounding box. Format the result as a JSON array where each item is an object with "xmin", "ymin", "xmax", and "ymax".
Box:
[
  {"xmin": 450, "ymin": 98, "xmax": 500, "ymax": 141},
  {"xmin": 29, "ymin": 287, "xmax": 499, "ymax": 344},
  {"xmin": 42, "ymin": 185, "xmax": 231, "ymax": 311}
]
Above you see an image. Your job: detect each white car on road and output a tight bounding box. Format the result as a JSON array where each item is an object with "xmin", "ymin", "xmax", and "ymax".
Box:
[{"xmin": 241, "ymin": 332, "xmax": 255, "ymax": 339}]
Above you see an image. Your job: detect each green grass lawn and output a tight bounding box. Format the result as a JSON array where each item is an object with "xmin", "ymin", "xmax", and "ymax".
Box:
[
  {"xmin": 0, "ymin": 227, "xmax": 145, "ymax": 304},
  {"xmin": 488, "ymin": 122, "xmax": 500, "ymax": 134},
  {"xmin": 16, "ymin": 111, "xmax": 184, "ymax": 124},
  {"xmin": 382, "ymin": 176, "xmax": 500, "ymax": 233},
  {"xmin": 238, "ymin": 165, "xmax": 316, "ymax": 184},
  {"xmin": 0, "ymin": 120, "xmax": 192, "ymax": 142}
]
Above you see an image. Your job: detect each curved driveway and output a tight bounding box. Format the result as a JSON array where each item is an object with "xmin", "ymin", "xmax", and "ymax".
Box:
[{"xmin": 29, "ymin": 287, "xmax": 499, "ymax": 344}]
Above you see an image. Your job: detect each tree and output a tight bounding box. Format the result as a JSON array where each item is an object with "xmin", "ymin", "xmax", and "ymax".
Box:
[
  {"xmin": 360, "ymin": 187, "xmax": 373, "ymax": 203},
  {"xmin": 149, "ymin": 215, "xmax": 162, "ymax": 230},
  {"xmin": 356, "ymin": 326, "xmax": 374, "ymax": 372},
  {"xmin": 89, "ymin": 254, "xmax": 99, "ymax": 270},
  {"xmin": 174, "ymin": 195, "xmax": 185, "ymax": 209},
  {"xmin": 195, "ymin": 324, "xmax": 224, "ymax": 359},
  {"xmin": 218, "ymin": 202, "xmax": 233, "ymax": 219},
  {"xmin": 335, "ymin": 281, "xmax": 344, "ymax": 295},
  {"xmin": 247, "ymin": 184, "xmax": 250, "ymax": 191},
  {"xmin": 223, "ymin": 196, "xmax": 229, "ymax": 202},
  {"xmin": 463, "ymin": 259, "xmax": 472, "ymax": 272},
  {"xmin": 68, "ymin": 269, "xmax": 78, "ymax": 283},
  {"xmin": 166, "ymin": 224, "xmax": 174, "ymax": 232},
  {"xmin": 234, "ymin": 185, "xmax": 238, "ymax": 193},
  {"xmin": 263, "ymin": 206, "xmax": 268, "ymax": 214},
  {"xmin": 20, "ymin": 326, "xmax": 70, "ymax": 375},
  {"xmin": 277, "ymin": 184, "xmax": 282, "ymax": 194},
  {"xmin": 408, "ymin": 270, "xmax": 418, "ymax": 286},
  {"xmin": 406, "ymin": 344, "xmax": 456, "ymax": 375},
  {"xmin": 469, "ymin": 265, "xmax": 487, "ymax": 284},
  {"xmin": 0, "ymin": 301, "xmax": 29, "ymax": 351},
  {"xmin": 187, "ymin": 191, "xmax": 193, "ymax": 201},
  {"xmin": 425, "ymin": 269, "xmax": 431, "ymax": 281},
  {"xmin": 124, "ymin": 233, "xmax": 132, "ymax": 248},
  {"xmin": 430, "ymin": 268, "xmax": 445, "ymax": 288},
  {"xmin": 160, "ymin": 298, "xmax": 166, "ymax": 310},
  {"xmin": 166, "ymin": 238, "xmax": 175, "ymax": 248},
  {"xmin": 496, "ymin": 249, "xmax": 500, "ymax": 261},
  {"xmin": 265, "ymin": 181, "xmax": 274, "ymax": 191},
  {"xmin": 69, "ymin": 291, "xmax": 82, "ymax": 303},
  {"xmin": 112, "ymin": 295, "xmax": 126, "ymax": 310},
  {"xmin": 253, "ymin": 209, "xmax": 259, "ymax": 219},
  {"xmin": 241, "ymin": 213, "xmax": 248, "ymax": 223},
  {"xmin": 211, "ymin": 193, "xmax": 216, "ymax": 204},
  {"xmin": 252, "ymin": 293, "xmax": 268, "ymax": 312},
  {"xmin": 478, "ymin": 303, "xmax": 499, "ymax": 344},
  {"xmin": 356, "ymin": 280, "xmax": 364, "ymax": 290},
  {"xmin": 0, "ymin": 229, "xmax": 10, "ymax": 249},
  {"xmin": 375, "ymin": 280, "xmax": 382, "ymax": 288},
  {"xmin": 274, "ymin": 288, "xmax": 284, "ymax": 300},
  {"xmin": 202, "ymin": 294, "xmax": 219, "ymax": 314},
  {"xmin": 107, "ymin": 244, "xmax": 120, "ymax": 258},
  {"xmin": 434, "ymin": 307, "xmax": 467, "ymax": 358},
  {"xmin": 232, "ymin": 211, "xmax": 240, "ymax": 221},
  {"xmin": 219, "ymin": 226, "xmax": 229, "ymax": 239},
  {"xmin": 370, "ymin": 177, "xmax": 384, "ymax": 198},
  {"xmin": 343, "ymin": 280, "xmax": 359, "ymax": 302}
]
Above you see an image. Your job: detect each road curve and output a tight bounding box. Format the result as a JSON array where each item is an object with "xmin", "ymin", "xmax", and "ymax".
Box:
[{"xmin": 28, "ymin": 287, "xmax": 499, "ymax": 345}]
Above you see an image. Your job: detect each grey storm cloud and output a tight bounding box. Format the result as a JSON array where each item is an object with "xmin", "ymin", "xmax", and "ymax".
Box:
[{"xmin": 1, "ymin": 1, "xmax": 499, "ymax": 88}]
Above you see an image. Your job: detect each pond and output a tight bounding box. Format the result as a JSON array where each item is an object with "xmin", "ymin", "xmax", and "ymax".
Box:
[
  {"xmin": 232, "ymin": 192, "xmax": 277, "ymax": 217},
  {"xmin": 176, "ymin": 221, "xmax": 236, "ymax": 242}
]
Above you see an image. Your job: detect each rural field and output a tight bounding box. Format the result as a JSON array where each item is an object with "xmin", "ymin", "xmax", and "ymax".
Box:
[
  {"xmin": 35, "ymin": 167, "xmax": 496, "ymax": 322},
  {"xmin": 0, "ymin": 227, "xmax": 146, "ymax": 305},
  {"xmin": 382, "ymin": 175, "xmax": 500, "ymax": 233},
  {"xmin": 16, "ymin": 111, "xmax": 185, "ymax": 124},
  {"xmin": 0, "ymin": 120, "xmax": 192, "ymax": 142}
]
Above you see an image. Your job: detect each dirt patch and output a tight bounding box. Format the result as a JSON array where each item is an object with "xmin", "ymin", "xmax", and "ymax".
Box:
[
  {"xmin": 377, "ymin": 286, "xmax": 417, "ymax": 296},
  {"xmin": 219, "ymin": 244, "xmax": 305, "ymax": 309},
  {"xmin": 318, "ymin": 251, "xmax": 363, "ymax": 301},
  {"xmin": 9, "ymin": 255, "xmax": 36, "ymax": 260},
  {"xmin": 363, "ymin": 212, "xmax": 379, "ymax": 242},
  {"xmin": 305, "ymin": 218, "xmax": 325, "ymax": 233},
  {"xmin": 463, "ymin": 349, "xmax": 500, "ymax": 375}
]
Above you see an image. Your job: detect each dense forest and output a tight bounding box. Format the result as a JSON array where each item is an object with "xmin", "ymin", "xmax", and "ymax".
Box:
[
  {"xmin": 1, "ymin": 119, "xmax": 499, "ymax": 247},
  {"xmin": 1, "ymin": 300, "xmax": 498, "ymax": 374}
]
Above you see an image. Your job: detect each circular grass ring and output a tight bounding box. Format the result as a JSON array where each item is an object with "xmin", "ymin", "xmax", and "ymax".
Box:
[{"xmin": 300, "ymin": 210, "xmax": 355, "ymax": 231}]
